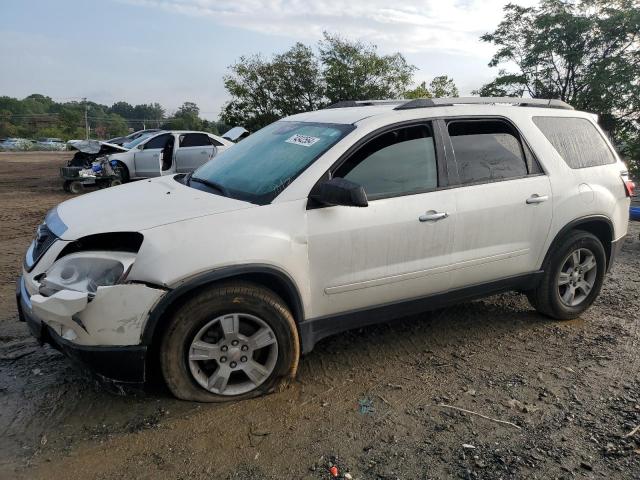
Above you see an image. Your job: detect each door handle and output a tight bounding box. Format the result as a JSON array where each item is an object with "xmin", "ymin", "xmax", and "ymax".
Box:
[
  {"xmin": 200, "ymin": 151, "xmax": 208, "ymax": 154},
  {"xmin": 419, "ymin": 211, "xmax": 448, "ymax": 222},
  {"xmin": 152, "ymin": 154, "xmax": 159, "ymax": 158},
  {"xmin": 526, "ymin": 194, "xmax": 549, "ymax": 204}
]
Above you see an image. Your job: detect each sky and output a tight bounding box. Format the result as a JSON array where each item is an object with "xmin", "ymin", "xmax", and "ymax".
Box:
[{"xmin": 0, "ymin": 0, "xmax": 536, "ymax": 120}]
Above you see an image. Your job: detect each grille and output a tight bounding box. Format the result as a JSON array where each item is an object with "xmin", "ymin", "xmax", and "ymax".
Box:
[{"xmin": 60, "ymin": 166, "xmax": 82, "ymax": 178}]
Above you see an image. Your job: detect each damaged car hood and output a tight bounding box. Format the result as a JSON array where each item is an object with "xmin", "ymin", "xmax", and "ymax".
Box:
[
  {"xmin": 67, "ymin": 139, "xmax": 129, "ymax": 155},
  {"xmin": 54, "ymin": 175, "xmax": 254, "ymax": 240}
]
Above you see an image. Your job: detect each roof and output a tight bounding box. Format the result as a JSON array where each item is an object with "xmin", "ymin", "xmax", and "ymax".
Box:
[{"xmin": 285, "ymin": 97, "xmax": 581, "ymax": 125}]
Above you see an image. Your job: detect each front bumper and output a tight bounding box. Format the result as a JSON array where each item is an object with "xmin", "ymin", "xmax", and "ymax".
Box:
[{"xmin": 17, "ymin": 276, "xmax": 148, "ymax": 383}]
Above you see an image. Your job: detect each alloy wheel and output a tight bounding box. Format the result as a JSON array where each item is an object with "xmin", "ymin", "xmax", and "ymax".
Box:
[
  {"xmin": 187, "ymin": 313, "xmax": 278, "ymax": 396},
  {"xmin": 557, "ymin": 248, "xmax": 598, "ymax": 307}
]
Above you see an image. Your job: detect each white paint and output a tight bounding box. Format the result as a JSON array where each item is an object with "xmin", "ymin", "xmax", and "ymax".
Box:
[{"xmin": 22, "ymin": 102, "xmax": 630, "ymax": 349}]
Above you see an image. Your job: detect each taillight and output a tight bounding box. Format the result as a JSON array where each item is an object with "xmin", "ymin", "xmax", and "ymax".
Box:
[{"xmin": 621, "ymin": 173, "xmax": 635, "ymax": 197}]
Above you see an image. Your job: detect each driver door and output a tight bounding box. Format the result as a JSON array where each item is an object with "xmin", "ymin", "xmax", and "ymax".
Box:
[
  {"xmin": 306, "ymin": 122, "xmax": 456, "ymax": 319},
  {"xmin": 134, "ymin": 133, "xmax": 172, "ymax": 177}
]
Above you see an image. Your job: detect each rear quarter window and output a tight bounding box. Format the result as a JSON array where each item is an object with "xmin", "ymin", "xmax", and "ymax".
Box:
[{"xmin": 532, "ymin": 117, "xmax": 616, "ymax": 169}]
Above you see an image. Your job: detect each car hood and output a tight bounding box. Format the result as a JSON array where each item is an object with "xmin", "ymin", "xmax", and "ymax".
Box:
[
  {"xmin": 67, "ymin": 139, "xmax": 128, "ymax": 154},
  {"xmin": 54, "ymin": 175, "xmax": 254, "ymax": 240}
]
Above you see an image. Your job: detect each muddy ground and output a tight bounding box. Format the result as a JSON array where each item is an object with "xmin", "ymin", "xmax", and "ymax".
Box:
[{"xmin": 0, "ymin": 151, "xmax": 638, "ymax": 480}]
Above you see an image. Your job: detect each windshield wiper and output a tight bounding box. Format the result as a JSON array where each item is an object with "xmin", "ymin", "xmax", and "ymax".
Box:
[{"xmin": 188, "ymin": 174, "xmax": 229, "ymax": 197}]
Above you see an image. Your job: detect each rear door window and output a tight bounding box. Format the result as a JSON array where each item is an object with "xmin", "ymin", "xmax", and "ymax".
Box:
[
  {"xmin": 532, "ymin": 117, "xmax": 616, "ymax": 168},
  {"xmin": 333, "ymin": 124, "xmax": 438, "ymax": 199},
  {"xmin": 180, "ymin": 133, "xmax": 212, "ymax": 147},
  {"xmin": 144, "ymin": 133, "xmax": 172, "ymax": 150},
  {"xmin": 447, "ymin": 119, "xmax": 531, "ymax": 185}
]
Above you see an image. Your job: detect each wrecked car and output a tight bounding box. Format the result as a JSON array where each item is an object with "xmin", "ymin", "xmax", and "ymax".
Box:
[
  {"xmin": 17, "ymin": 97, "xmax": 630, "ymax": 403},
  {"xmin": 62, "ymin": 131, "xmax": 232, "ymax": 191}
]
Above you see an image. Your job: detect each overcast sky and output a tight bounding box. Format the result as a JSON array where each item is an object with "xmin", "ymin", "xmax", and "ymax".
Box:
[{"xmin": 0, "ymin": 0, "xmax": 535, "ymax": 120}]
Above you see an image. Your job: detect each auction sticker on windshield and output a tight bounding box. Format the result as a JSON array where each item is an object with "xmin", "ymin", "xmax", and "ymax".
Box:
[{"xmin": 285, "ymin": 134, "xmax": 320, "ymax": 147}]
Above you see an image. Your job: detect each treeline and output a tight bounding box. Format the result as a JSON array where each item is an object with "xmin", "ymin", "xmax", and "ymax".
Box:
[
  {"xmin": 0, "ymin": 95, "xmax": 229, "ymax": 141},
  {"xmin": 221, "ymin": 1, "xmax": 638, "ymax": 176}
]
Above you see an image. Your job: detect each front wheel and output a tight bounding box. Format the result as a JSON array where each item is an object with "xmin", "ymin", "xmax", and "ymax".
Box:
[
  {"xmin": 527, "ymin": 230, "xmax": 606, "ymax": 320},
  {"xmin": 160, "ymin": 282, "xmax": 300, "ymax": 402}
]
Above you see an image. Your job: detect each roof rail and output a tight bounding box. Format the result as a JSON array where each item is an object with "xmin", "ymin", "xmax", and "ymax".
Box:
[
  {"xmin": 325, "ymin": 99, "xmax": 406, "ymax": 109},
  {"xmin": 395, "ymin": 97, "xmax": 574, "ymax": 111}
]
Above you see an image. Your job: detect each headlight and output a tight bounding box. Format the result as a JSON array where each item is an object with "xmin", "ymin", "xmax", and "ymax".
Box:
[{"xmin": 39, "ymin": 251, "xmax": 136, "ymax": 294}]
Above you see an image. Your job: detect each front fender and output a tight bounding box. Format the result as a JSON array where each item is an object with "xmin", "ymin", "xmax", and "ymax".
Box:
[{"xmin": 139, "ymin": 264, "xmax": 304, "ymax": 345}]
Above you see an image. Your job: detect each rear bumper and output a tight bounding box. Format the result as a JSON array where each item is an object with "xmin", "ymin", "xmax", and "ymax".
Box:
[
  {"xmin": 608, "ymin": 235, "xmax": 625, "ymax": 271},
  {"xmin": 16, "ymin": 276, "xmax": 147, "ymax": 383}
]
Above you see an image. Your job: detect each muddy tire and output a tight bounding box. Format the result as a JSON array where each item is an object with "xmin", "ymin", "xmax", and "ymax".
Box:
[
  {"xmin": 527, "ymin": 230, "xmax": 606, "ymax": 320},
  {"xmin": 160, "ymin": 282, "xmax": 299, "ymax": 402},
  {"xmin": 63, "ymin": 180, "xmax": 72, "ymax": 193},
  {"xmin": 68, "ymin": 181, "xmax": 84, "ymax": 194}
]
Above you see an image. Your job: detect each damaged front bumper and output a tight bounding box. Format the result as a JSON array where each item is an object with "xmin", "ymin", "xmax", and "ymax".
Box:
[{"xmin": 16, "ymin": 275, "xmax": 165, "ymax": 383}]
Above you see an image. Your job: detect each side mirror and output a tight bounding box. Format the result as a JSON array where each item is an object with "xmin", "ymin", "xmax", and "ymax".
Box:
[{"xmin": 313, "ymin": 177, "xmax": 368, "ymax": 207}]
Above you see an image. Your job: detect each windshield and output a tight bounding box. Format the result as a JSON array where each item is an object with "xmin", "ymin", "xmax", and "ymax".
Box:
[
  {"xmin": 122, "ymin": 132, "xmax": 156, "ymax": 149},
  {"xmin": 191, "ymin": 121, "xmax": 353, "ymax": 203}
]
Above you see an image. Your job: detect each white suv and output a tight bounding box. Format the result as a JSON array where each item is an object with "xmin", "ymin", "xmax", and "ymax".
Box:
[{"xmin": 17, "ymin": 97, "xmax": 633, "ymax": 402}]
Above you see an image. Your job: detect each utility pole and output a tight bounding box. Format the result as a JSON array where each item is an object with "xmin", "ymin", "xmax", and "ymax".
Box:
[{"xmin": 83, "ymin": 97, "xmax": 89, "ymax": 139}]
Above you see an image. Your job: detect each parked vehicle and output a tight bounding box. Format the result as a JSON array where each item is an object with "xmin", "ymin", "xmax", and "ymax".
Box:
[
  {"xmin": 37, "ymin": 138, "xmax": 66, "ymax": 150},
  {"xmin": 109, "ymin": 130, "xmax": 232, "ymax": 181},
  {"xmin": 17, "ymin": 97, "xmax": 631, "ymax": 402},
  {"xmin": 0, "ymin": 137, "xmax": 35, "ymax": 150},
  {"xmin": 62, "ymin": 131, "xmax": 231, "ymax": 189}
]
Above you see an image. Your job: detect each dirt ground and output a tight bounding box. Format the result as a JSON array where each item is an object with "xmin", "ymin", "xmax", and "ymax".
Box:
[{"xmin": 0, "ymin": 151, "xmax": 638, "ymax": 480}]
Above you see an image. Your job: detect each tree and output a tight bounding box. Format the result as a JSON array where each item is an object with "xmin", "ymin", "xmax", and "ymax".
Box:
[
  {"xmin": 222, "ymin": 43, "xmax": 324, "ymax": 131},
  {"xmin": 477, "ymin": 0, "xmax": 640, "ymax": 173},
  {"xmin": 110, "ymin": 101, "xmax": 135, "ymax": 119},
  {"xmin": 319, "ymin": 32, "xmax": 415, "ymax": 103},
  {"xmin": 405, "ymin": 75, "xmax": 460, "ymax": 99},
  {"xmin": 222, "ymin": 34, "xmax": 417, "ymax": 130},
  {"xmin": 166, "ymin": 101, "xmax": 202, "ymax": 130}
]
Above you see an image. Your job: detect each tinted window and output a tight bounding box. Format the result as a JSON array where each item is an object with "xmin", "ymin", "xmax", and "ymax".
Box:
[
  {"xmin": 334, "ymin": 125, "xmax": 437, "ymax": 199},
  {"xmin": 448, "ymin": 120, "xmax": 528, "ymax": 184},
  {"xmin": 180, "ymin": 133, "xmax": 211, "ymax": 147},
  {"xmin": 144, "ymin": 133, "xmax": 172, "ymax": 149},
  {"xmin": 532, "ymin": 117, "xmax": 616, "ymax": 168}
]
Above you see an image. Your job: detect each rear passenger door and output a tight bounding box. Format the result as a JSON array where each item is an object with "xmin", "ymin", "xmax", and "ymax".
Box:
[
  {"xmin": 444, "ymin": 118, "xmax": 553, "ymax": 288},
  {"xmin": 175, "ymin": 133, "xmax": 215, "ymax": 173}
]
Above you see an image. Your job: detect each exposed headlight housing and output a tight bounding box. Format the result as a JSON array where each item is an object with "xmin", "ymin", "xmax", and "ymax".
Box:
[{"xmin": 39, "ymin": 251, "xmax": 136, "ymax": 295}]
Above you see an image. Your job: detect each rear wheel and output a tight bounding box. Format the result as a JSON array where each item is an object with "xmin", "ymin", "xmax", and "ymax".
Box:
[
  {"xmin": 160, "ymin": 282, "xmax": 299, "ymax": 402},
  {"xmin": 68, "ymin": 181, "xmax": 84, "ymax": 194},
  {"xmin": 527, "ymin": 230, "xmax": 606, "ymax": 319}
]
